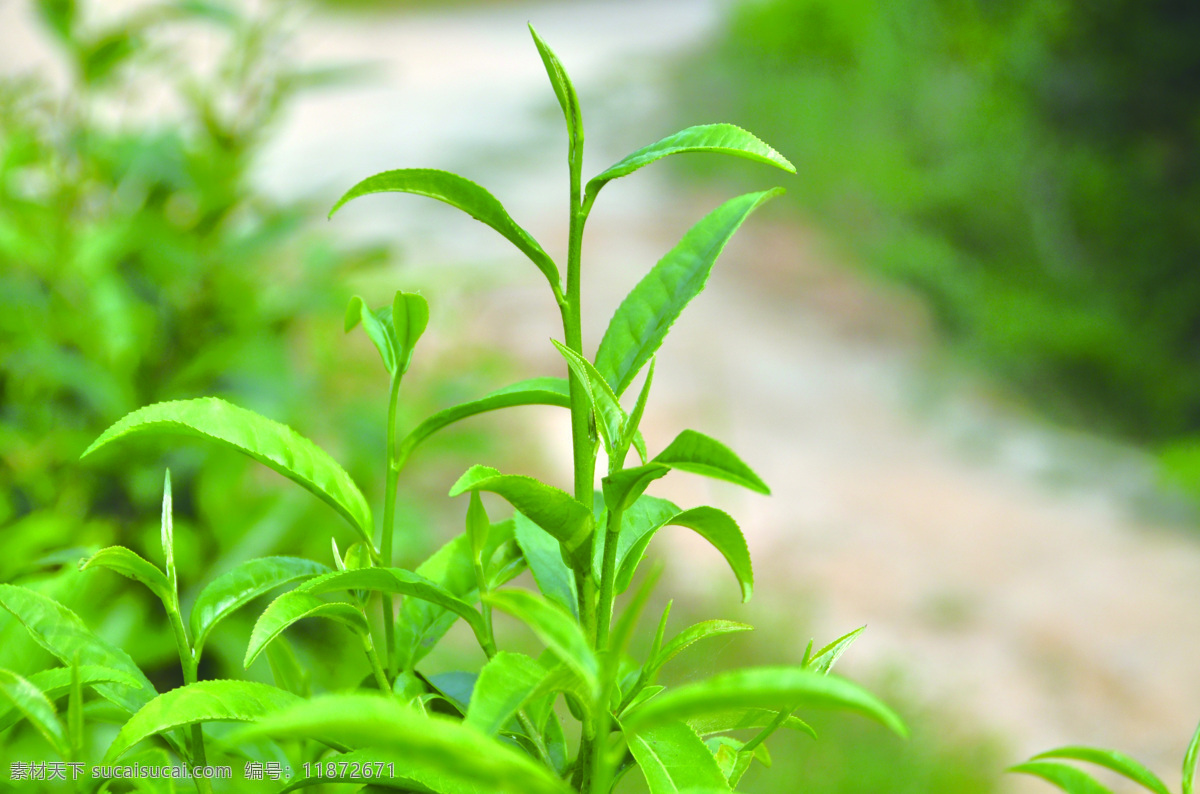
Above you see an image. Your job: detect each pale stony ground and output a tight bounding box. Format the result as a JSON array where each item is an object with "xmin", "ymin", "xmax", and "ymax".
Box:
[{"xmin": 5, "ymin": 0, "xmax": 1200, "ymax": 790}]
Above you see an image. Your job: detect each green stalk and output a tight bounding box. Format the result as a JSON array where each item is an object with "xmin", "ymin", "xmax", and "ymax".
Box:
[
  {"xmin": 165, "ymin": 601, "xmax": 212, "ymax": 794},
  {"xmin": 740, "ymin": 707, "xmax": 792, "ymax": 754},
  {"xmin": 362, "ymin": 633, "xmax": 392, "ymax": 695},
  {"xmin": 380, "ymin": 373, "xmax": 402, "ymax": 678}
]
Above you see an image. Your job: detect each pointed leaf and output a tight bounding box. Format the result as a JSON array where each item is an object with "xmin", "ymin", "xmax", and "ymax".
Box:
[
  {"xmin": 466, "ymin": 652, "xmax": 549, "ymax": 736},
  {"xmin": 22, "ymin": 665, "xmax": 140, "ymax": 703},
  {"xmin": 393, "ymin": 291, "xmax": 430, "ymax": 373},
  {"xmin": 330, "ymin": 169, "xmax": 560, "ymax": 292},
  {"xmin": 1032, "ymin": 747, "xmax": 1169, "ymax": 794},
  {"xmin": 587, "ymin": 123, "xmax": 794, "ymax": 203},
  {"xmin": 1009, "ymin": 761, "xmax": 1114, "ymax": 794},
  {"xmin": 623, "ymin": 666, "xmax": 905, "ymax": 738},
  {"xmin": 345, "ymin": 296, "xmax": 399, "ymax": 374},
  {"xmin": 602, "ymin": 464, "xmax": 670, "ymax": 514},
  {"xmin": 529, "ymin": 25, "xmax": 582, "ymax": 161},
  {"xmin": 625, "ymin": 720, "xmax": 731, "ymax": 793},
  {"xmin": 0, "ymin": 585, "xmax": 156, "ymax": 716},
  {"xmin": 265, "ymin": 637, "xmax": 310, "ymax": 698},
  {"xmin": 83, "ymin": 398, "xmax": 374, "ymax": 546},
  {"xmin": 396, "ymin": 378, "xmax": 570, "ymax": 469},
  {"xmin": 623, "ymin": 359, "xmax": 656, "ymax": 461},
  {"xmin": 396, "ymin": 533, "xmax": 482, "ymax": 670},
  {"xmin": 485, "ymin": 590, "xmax": 597, "ymax": 696},
  {"xmin": 451, "ymin": 466, "xmax": 593, "ymax": 554},
  {"xmin": 160, "ymin": 471, "xmax": 177, "ymax": 596},
  {"xmin": 805, "ymin": 626, "xmax": 865, "ymax": 675},
  {"xmin": 594, "ymin": 495, "xmax": 679, "ymax": 583},
  {"xmin": 0, "ymin": 670, "xmax": 67, "ymax": 755},
  {"xmin": 104, "ymin": 680, "xmax": 302, "ymax": 762},
  {"xmin": 653, "ymin": 429, "xmax": 769, "ymax": 494},
  {"xmin": 80, "ymin": 546, "xmax": 172, "ymax": 606},
  {"xmin": 245, "ymin": 593, "xmax": 368, "ymax": 668},
  {"xmin": 1186, "ymin": 719, "xmax": 1200, "ymax": 794},
  {"xmin": 594, "ymin": 189, "xmax": 784, "ymax": 395},
  {"xmin": 552, "ymin": 339, "xmax": 626, "ymax": 457},
  {"xmin": 234, "ymin": 693, "xmax": 573, "ymax": 794},
  {"xmin": 616, "ymin": 506, "xmax": 753, "ymax": 602},
  {"xmin": 688, "ymin": 709, "xmax": 816, "ymax": 740},
  {"xmin": 513, "ymin": 511, "xmax": 578, "ymax": 618},
  {"xmin": 189, "ymin": 556, "xmax": 331, "ymax": 656},
  {"xmin": 648, "ymin": 621, "xmax": 754, "ymax": 680}
]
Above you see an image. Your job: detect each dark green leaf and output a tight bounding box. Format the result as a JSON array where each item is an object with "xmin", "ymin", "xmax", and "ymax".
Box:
[
  {"xmin": 586, "ymin": 123, "xmax": 793, "ymax": 203},
  {"xmin": 234, "ymin": 693, "xmax": 573, "ymax": 794},
  {"xmin": 513, "ymin": 511, "xmax": 577, "ymax": 618},
  {"xmin": 451, "ymin": 466, "xmax": 592, "ymax": 555},
  {"xmin": 245, "ymin": 593, "xmax": 368, "ymax": 668},
  {"xmin": 79, "ymin": 546, "xmax": 172, "ymax": 606},
  {"xmin": 624, "ymin": 719, "xmax": 731, "ymax": 793},
  {"xmin": 396, "ymin": 378, "xmax": 570, "ymax": 470},
  {"xmin": 83, "ymin": 398, "xmax": 374, "ymax": 547},
  {"xmin": 0, "ymin": 670, "xmax": 67, "ymax": 755},
  {"xmin": 528, "ymin": 25, "xmax": 582, "ymax": 161},
  {"xmin": 104, "ymin": 680, "xmax": 302, "ymax": 762},
  {"xmin": 653, "ymin": 429, "xmax": 769, "ymax": 494},
  {"xmin": 345, "ymin": 296, "xmax": 398, "ymax": 374},
  {"xmin": 330, "ymin": 169, "xmax": 560, "ymax": 292},
  {"xmin": 189, "ymin": 556, "xmax": 331, "ymax": 656},
  {"xmin": 594, "ymin": 189, "xmax": 784, "ymax": 395},
  {"xmin": 1032, "ymin": 747, "xmax": 1169, "ymax": 794},
  {"xmin": 466, "ymin": 652, "xmax": 549, "ymax": 736},
  {"xmin": 485, "ymin": 590, "xmax": 597, "ymax": 696},
  {"xmin": 623, "ymin": 667, "xmax": 905, "ymax": 738},
  {"xmin": 616, "ymin": 506, "xmax": 753, "ymax": 602},
  {"xmin": 1009, "ymin": 761, "xmax": 1114, "ymax": 794}
]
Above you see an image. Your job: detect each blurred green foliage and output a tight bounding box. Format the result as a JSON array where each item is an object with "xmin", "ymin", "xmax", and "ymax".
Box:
[{"xmin": 687, "ymin": 0, "xmax": 1200, "ymax": 455}]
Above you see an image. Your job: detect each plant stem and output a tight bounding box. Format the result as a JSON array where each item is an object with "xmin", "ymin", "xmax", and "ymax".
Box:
[
  {"xmin": 166, "ymin": 604, "xmax": 212, "ymax": 794},
  {"xmin": 740, "ymin": 707, "xmax": 793, "ymax": 754},
  {"xmin": 594, "ymin": 505, "xmax": 624, "ymax": 649},
  {"xmin": 380, "ymin": 373, "xmax": 403, "ymax": 678},
  {"xmin": 362, "ymin": 633, "xmax": 392, "ymax": 695}
]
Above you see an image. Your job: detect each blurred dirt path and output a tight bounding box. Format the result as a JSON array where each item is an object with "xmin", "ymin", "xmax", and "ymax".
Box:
[{"xmin": 262, "ymin": 0, "xmax": 1200, "ymax": 789}]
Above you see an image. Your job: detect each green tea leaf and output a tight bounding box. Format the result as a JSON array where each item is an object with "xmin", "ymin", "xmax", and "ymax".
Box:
[
  {"xmin": 528, "ymin": 24, "xmax": 582, "ymax": 162},
  {"xmin": 466, "ymin": 652, "xmax": 549, "ymax": 736},
  {"xmin": 804, "ymin": 626, "xmax": 865, "ymax": 675},
  {"xmin": 79, "ymin": 546, "xmax": 172, "ymax": 606},
  {"xmin": 392, "ymin": 291, "xmax": 430, "ymax": 374},
  {"xmin": 647, "ymin": 620, "xmax": 754, "ymax": 680},
  {"xmin": 0, "ymin": 670, "xmax": 67, "ymax": 756},
  {"xmin": 245, "ymin": 593, "xmax": 369, "ymax": 668},
  {"xmin": 616, "ymin": 506, "xmax": 753, "ymax": 602},
  {"xmin": 234, "ymin": 693, "xmax": 573, "ymax": 794},
  {"xmin": 104, "ymin": 680, "xmax": 302, "ymax": 762},
  {"xmin": 485, "ymin": 590, "xmax": 598, "ymax": 696},
  {"xmin": 21, "ymin": 665, "xmax": 140, "ymax": 703},
  {"xmin": 688, "ymin": 709, "xmax": 816, "ymax": 740},
  {"xmin": 587, "ymin": 123, "xmax": 793, "ymax": 203},
  {"xmin": 551, "ymin": 339, "xmax": 626, "ymax": 457},
  {"xmin": 1032, "ymin": 747, "xmax": 1169, "ymax": 794},
  {"xmin": 601, "ymin": 464, "xmax": 670, "ymax": 514},
  {"xmin": 330, "ymin": 169, "xmax": 561, "ymax": 293},
  {"xmin": 160, "ymin": 471, "xmax": 177, "ymax": 597},
  {"xmin": 451, "ymin": 466, "xmax": 593, "ymax": 555},
  {"xmin": 395, "ymin": 378, "xmax": 570, "ymax": 470},
  {"xmin": 625, "ymin": 719, "xmax": 731, "ymax": 793},
  {"xmin": 513, "ymin": 511, "xmax": 578, "ymax": 618},
  {"xmin": 652, "ymin": 429, "xmax": 770, "ymax": 494},
  {"xmin": 466, "ymin": 492, "xmax": 490, "ymax": 564},
  {"xmin": 623, "ymin": 359, "xmax": 656, "ymax": 462},
  {"xmin": 622, "ymin": 667, "xmax": 905, "ymax": 738},
  {"xmin": 278, "ymin": 749, "xmax": 434, "ymax": 792},
  {"xmin": 0, "ymin": 585, "xmax": 156, "ymax": 717},
  {"xmin": 1186, "ymin": 719, "xmax": 1200, "ymax": 794},
  {"xmin": 1009, "ymin": 761, "xmax": 1114, "ymax": 794},
  {"xmin": 593, "ymin": 495, "xmax": 679, "ymax": 583},
  {"xmin": 264, "ymin": 636, "xmax": 310, "ymax": 699},
  {"xmin": 594, "ymin": 189, "xmax": 784, "ymax": 395},
  {"xmin": 83, "ymin": 398, "xmax": 374, "ymax": 547},
  {"xmin": 189, "ymin": 556, "xmax": 331, "ymax": 656},
  {"xmin": 345, "ymin": 296, "xmax": 399, "ymax": 375}
]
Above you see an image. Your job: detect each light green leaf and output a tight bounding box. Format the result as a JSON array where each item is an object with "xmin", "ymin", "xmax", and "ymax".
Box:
[
  {"xmin": 1032, "ymin": 747, "xmax": 1169, "ymax": 794},
  {"xmin": 395, "ymin": 534, "xmax": 477, "ymax": 670},
  {"xmin": 245, "ymin": 593, "xmax": 369, "ymax": 668},
  {"xmin": 623, "ymin": 666, "xmax": 905, "ymax": 738},
  {"xmin": 513, "ymin": 511, "xmax": 578, "ymax": 618},
  {"xmin": 616, "ymin": 506, "xmax": 753, "ymax": 602},
  {"xmin": 393, "ymin": 291, "xmax": 430, "ymax": 374},
  {"xmin": 0, "ymin": 585, "xmax": 157, "ymax": 717},
  {"xmin": 345, "ymin": 296, "xmax": 398, "ymax": 374},
  {"xmin": 602, "ymin": 464, "xmax": 670, "ymax": 514},
  {"xmin": 528, "ymin": 24, "xmax": 582, "ymax": 162},
  {"xmin": 625, "ymin": 720, "xmax": 731, "ymax": 793},
  {"xmin": 623, "ymin": 359, "xmax": 656, "ymax": 462},
  {"xmin": 104, "ymin": 680, "xmax": 302, "ymax": 762},
  {"xmin": 234, "ymin": 693, "xmax": 573, "ymax": 794},
  {"xmin": 688, "ymin": 709, "xmax": 816, "ymax": 740},
  {"xmin": 16, "ymin": 665, "xmax": 141, "ymax": 712},
  {"xmin": 278, "ymin": 749, "xmax": 435, "ymax": 792},
  {"xmin": 395, "ymin": 378, "xmax": 570, "ymax": 470},
  {"xmin": 485, "ymin": 590, "xmax": 598, "ymax": 696},
  {"xmin": 1009, "ymin": 761, "xmax": 1114, "ymax": 794},
  {"xmin": 160, "ymin": 470, "xmax": 177, "ymax": 596},
  {"xmin": 466, "ymin": 491, "xmax": 490, "ymax": 564},
  {"xmin": 466, "ymin": 652, "xmax": 549, "ymax": 736},
  {"xmin": 451, "ymin": 466, "xmax": 593, "ymax": 555},
  {"xmin": 264, "ymin": 636, "xmax": 310, "ymax": 699},
  {"xmin": 804, "ymin": 626, "xmax": 865, "ymax": 675},
  {"xmin": 189, "ymin": 556, "xmax": 331, "ymax": 656},
  {"xmin": 647, "ymin": 621, "xmax": 754, "ymax": 680},
  {"xmin": 653, "ymin": 429, "xmax": 769, "ymax": 494},
  {"xmin": 80, "ymin": 546, "xmax": 172, "ymax": 606},
  {"xmin": 551, "ymin": 339, "xmax": 626, "ymax": 457},
  {"xmin": 586, "ymin": 123, "xmax": 794, "ymax": 203},
  {"xmin": 83, "ymin": 398, "xmax": 374, "ymax": 547},
  {"xmin": 594, "ymin": 495, "xmax": 679, "ymax": 583},
  {"xmin": 330, "ymin": 169, "xmax": 560, "ymax": 293},
  {"xmin": 1186, "ymin": 719, "xmax": 1200, "ymax": 794},
  {"xmin": 594, "ymin": 189, "xmax": 784, "ymax": 395},
  {"xmin": 0, "ymin": 670, "xmax": 67, "ymax": 756}
]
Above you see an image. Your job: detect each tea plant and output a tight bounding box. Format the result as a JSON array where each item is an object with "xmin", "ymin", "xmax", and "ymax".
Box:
[
  {"xmin": 1013, "ymin": 721, "xmax": 1200, "ymax": 794},
  {"xmin": 0, "ymin": 26, "xmax": 905, "ymax": 792}
]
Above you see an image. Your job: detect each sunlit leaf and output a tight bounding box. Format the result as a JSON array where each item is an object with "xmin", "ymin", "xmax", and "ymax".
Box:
[
  {"xmin": 601, "ymin": 464, "xmax": 670, "ymax": 514},
  {"xmin": 652, "ymin": 429, "xmax": 769, "ymax": 494},
  {"xmin": 466, "ymin": 652, "xmax": 549, "ymax": 736},
  {"xmin": 616, "ymin": 506, "xmax": 753, "ymax": 602},
  {"xmin": 1009, "ymin": 761, "xmax": 1114, "ymax": 794},
  {"xmin": 529, "ymin": 24, "xmax": 582, "ymax": 162},
  {"xmin": 513, "ymin": 511, "xmax": 577, "ymax": 618},
  {"xmin": 1186, "ymin": 719, "xmax": 1200, "ymax": 794},
  {"xmin": 1032, "ymin": 747, "xmax": 1169, "ymax": 794},
  {"xmin": 245, "ymin": 593, "xmax": 368, "ymax": 668},
  {"xmin": 552, "ymin": 339, "xmax": 626, "ymax": 457},
  {"xmin": 79, "ymin": 546, "xmax": 171, "ymax": 606},
  {"xmin": 804, "ymin": 626, "xmax": 865, "ymax": 676},
  {"xmin": 451, "ymin": 466, "xmax": 592, "ymax": 555},
  {"xmin": 688, "ymin": 709, "xmax": 816, "ymax": 740},
  {"xmin": 345, "ymin": 296, "xmax": 399, "ymax": 374},
  {"xmin": 625, "ymin": 719, "xmax": 731, "ymax": 793},
  {"xmin": 83, "ymin": 398, "xmax": 374, "ymax": 547},
  {"xmin": 647, "ymin": 620, "xmax": 754, "ymax": 680},
  {"xmin": 0, "ymin": 670, "xmax": 67, "ymax": 755},
  {"xmin": 392, "ymin": 290, "xmax": 430, "ymax": 374},
  {"xmin": 485, "ymin": 590, "xmax": 597, "ymax": 696}
]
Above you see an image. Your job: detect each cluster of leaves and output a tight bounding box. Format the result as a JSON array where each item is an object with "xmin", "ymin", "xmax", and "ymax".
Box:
[{"xmin": 0, "ymin": 25, "xmax": 906, "ymax": 793}]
